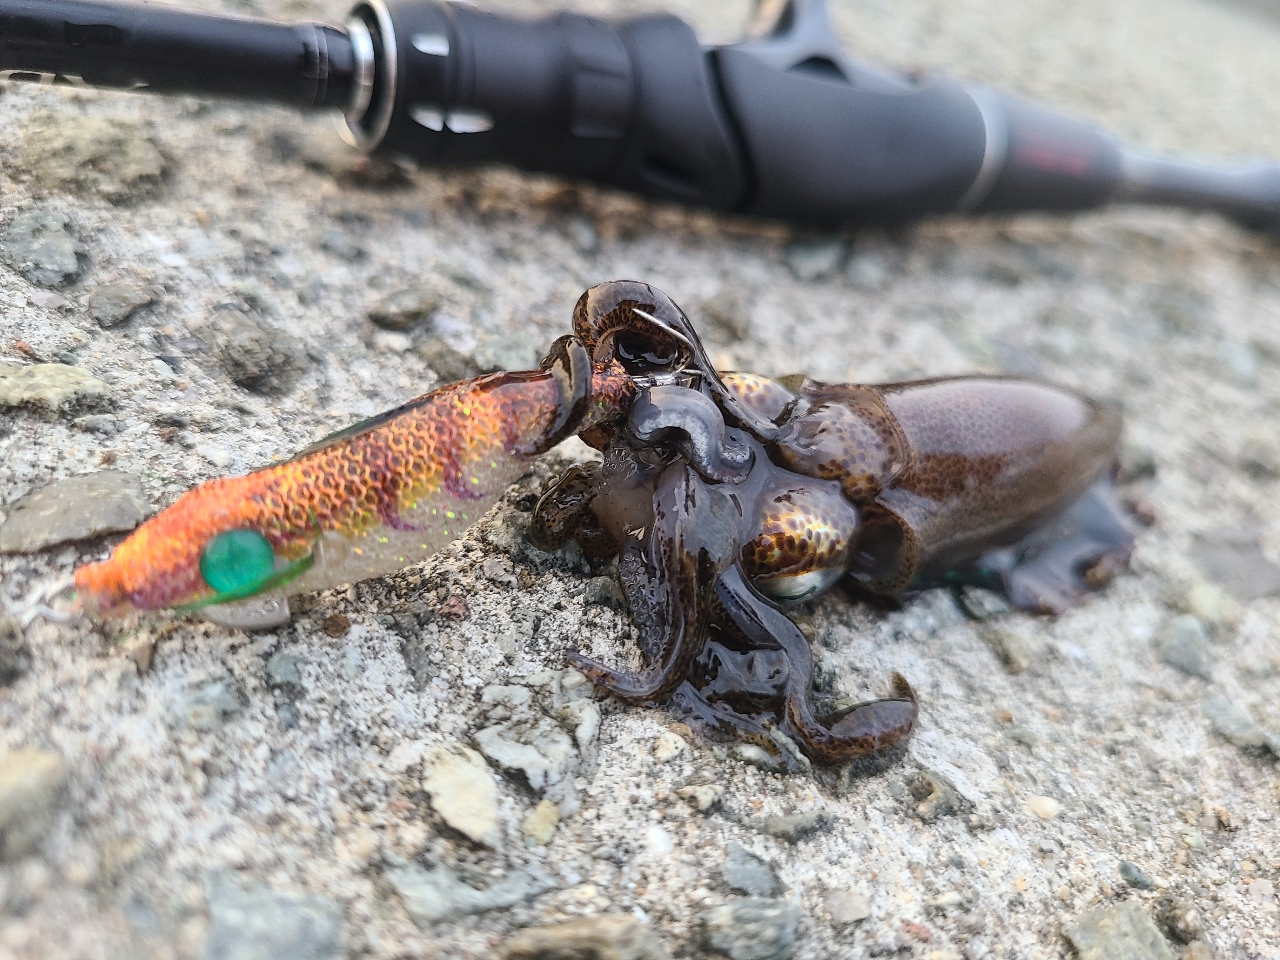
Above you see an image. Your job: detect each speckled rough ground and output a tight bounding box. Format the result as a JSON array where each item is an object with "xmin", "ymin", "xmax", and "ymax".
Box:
[{"xmin": 2, "ymin": 0, "xmax": 1280, "ymax": 958}]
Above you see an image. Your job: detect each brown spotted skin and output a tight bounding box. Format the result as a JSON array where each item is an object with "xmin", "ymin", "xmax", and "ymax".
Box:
[{"xmin": 535, "ymin": 283, "xmax": 1133, "ymax": 768}]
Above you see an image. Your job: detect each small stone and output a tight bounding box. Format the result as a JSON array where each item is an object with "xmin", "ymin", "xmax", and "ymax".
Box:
[
  {"xmin": 1118, "ymin": 438, "xmax": 1158, "ymax": 484},
  {"xmin": 0, "ymin": 471, "xmax": 148, "ymax": 553},
  {"xmin": 386, "ymin": 861, "xmax": 557, "ymax": 926},
  {"xmin": 761, "ymin": 810, "xmax": 832, "ymax": 843},
  {"xmin": 677, "ymin": 784, "xmax": 724, "ymax": 812},
  {"xmin": 437, "ymin": 594, "xmax": 470, "ymax": 622},
  {"xmin": 1192, "ymin": 531, "xmax": 1280, "ymax": 602},
  {"xmin": 31, "ymin": 291, "xmax": 69, "ymax": 309},
  {"xmin": 733, "ymin": 743, "xmax": 785, "ymax": 772},
  {"xmin": 367, "ymin": 289, "xmax": 439, "ymax": 331},
  {"xmin": 0, "ymin": 210, "xmax": 86, "ymax": 286},
  {"xmin": 422, "ymin": 745, "xmax": 501, "ymax": 847},
  {"xmin": 823, "ymin": 889, "xmax": 871, "ymax": 927},
  {"xmin": 583, "ymin": 576, "xmax": 627, "ymax": 611},
  {"xmin": 722, "ymin": 843, "xmax": 782, "ymax": 898},
  {"xmin": 1180, "ymin": 944, "xmax": 1215, "ymax": 960},
  {"xmin": 73, "ymin": 413, "xmax": 117, "ymax": 434},
  {"xmin": 1178, "ymin": 581, "xmax": 1241, "ymax": 637},
  {"xmin": 521, "ymin": 799, "xmax": 559, "ymax": 846},
  {"xmin": 475, "ymin": 704, "xmax": 575, "ymax": 792},
  {"xmin": 1153, "ymin": 897, "xmax": 1204, "ymax": 945},
  {"xmin": 1202, "ymin": 695, "xmax": 1279, "ymax": 755},
  {"xmin": 265, "ymin": 653, "xmax": 305, "ymax": 694},
  {"xmin": 1027, "ymin": 796, "xmax": 1061, "ymax": 819},
  {"xmin": 171, "ymin": 679, "xmax": 243, "ymax": 731},
  {"xmin": 1119, "ymin": 861, "xmax": 1154, "ymax": 890},
  {"xmin": 318, "ymin": 227, "xmax": 364, "ymax": 261},
  {"xmin": 646, "ymin": 825, "xmax": 673, "ymax": 856},
  {"xmin": 90, "ymin": 282, "xmax": 158, "ymax": 328},
  {"xmin": 22, "ymin": 111, "xmax": 168, "ymax": 204},
  {"xmin": 956, "ymin": 587, "xmax": 1011, "ymax": 621},
  {"xmin": 197, "ymin": 444, "xmax": 233, "ymax": 469},
  {"xmin": 698, "ymin": 898, "xmax": 800, "ymax": 960},
  {"xmin": 215, "ymin": 310, "xmax": 310, "ymax": 396},
  {"xmin": 653, "ymin": 732, "xmax": 686, "ymax": 763},
  {"xmin": 698, "ymin": 289, "xmax": 752, "ymax": 341},
  {"xmin": 1156, "ymin": 615, "xmax": 1214, "ymax": 681},
  {"xmin": 784, "ymin": 237, "xmax": 849, "ymax": 281},
  {"xmin": 0, "ymin": 749, "xmax": 68, "ymax": 861},
  {"xmin": 1247, "ymin": 877, "xmax": 1274, "ymax": 903},
  {"xmin": 322, "ymin": 614, "xmax": 350, "ymax": 638},
  {"xmin": 498, "ymin": 914, "xmax": 672, "ymax": 960},
  {"xmin": 122, "ymin": 631, "xmax": 156, "ymax": 674},
  {"xmin": 1064, "ymin": 900, "xmax": 1174, "ymax": 960},
  {"xmin": 0, "ymin": 363, "xmax": 111, "ymax": 415},
  {"xmin": 978, "ymin": 622, "xmax": 1037, "ymax": 674},
  {"xmin": 906, "ymin": 771, "xmax": 969, "ymax": 822},
  {"xmin": 202, "ymin": 871, "xmax": 344, "ymax": 960},
  {"xmin": 418, "ymin": 339, "xmax": 482, "ymax": 383},
  {"xmin": 1239, "ymin": 425, "xmax": 1280, "ymax": 479},
  {"xmin": 0, "ymin": 617, "xmax": 29, "ymax": 686},
  {"xmin": 1179, "ymin": 829, "xmax": 1207, "ymax": 853}
]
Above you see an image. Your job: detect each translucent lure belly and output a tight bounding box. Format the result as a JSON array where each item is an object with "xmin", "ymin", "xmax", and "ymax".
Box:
[{"xmin": 74, "ymin": 340, "xmax": 633, "ymax": 617}]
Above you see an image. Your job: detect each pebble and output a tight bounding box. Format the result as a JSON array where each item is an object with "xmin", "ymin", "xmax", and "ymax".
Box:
[
  {"xmin": 421, "ymin": 745, "xmax": 501, "ymax": 847},
  {"xmin": 1156, "ymin": 615, "xmax": 1214, "ymax": 681},
  {"xmin": 0, "ymin": 363, "xmax": 111, "ymax": 415},
  {"xmin": 1153, "ymin": 897, "xmax": 1204, "ymax": 944},
  {"xmin": 956, "ymin": 586, "xmax": 1011, "ymax": 621},
  {"xmin": 1191, "ymin": 531, "xmax": 1280, "ymax": 601},
  {"xmin": 697, "ymin": 289, "xmax": 752, "ymax": 341},
  {"xmin": 1179, "ymin": 829, "xmax": 1207, "ymax": 853},
  {"xmin": 0, "ymin": 617, "xmax": 29, "ymax": 686},
  {"xmin": 907, "ymin": 771, "xmax": 969, "ymax": 822},
  {"xmin": 368, "ymin": 289, "xmax": 439, "ymax": 331},
  {"xmin": 170, "ymin": 679, "xmax": 244, "ymax": 732},
  {"xmin": 761, "ymin": 810, "xmax": 832, "ymax": 843},
  {"xmin": 23, "ymin": 111, "xmax": 168, "ymax": 203},
  {"xmin": 978, "ymin": 622, "xmax": 1037, "ymax": 674},
  {"xmin": 1119, "ymin": 860, "xmax": 1155, "ymax": 890},
  {"xmin": 265, "ymin": 653, "xmax": 305, "ymax": 695},
  {"xmin": 1202, "ymin": 695, "xmax": 1280, "ymax": 755},
  {"xmin": 823, "ymin": 889, "xmax": 871, "ymax": 927},
  {"xmin": 498, "ymin": 914, "xmax": 672, "ymax": 960},
  {"xmin": 646, "ymin": 825, "xmax": 674, "ymax": 857},
  {"xmin": 783, "ymin": 237, "xmax": 849, "ymax": 281},
  {"xmin": 197, "ymin": 444, "xmax": 234, "ymax": 469},
  {"xmin": 0, "ymin": 749, "xmax": 68, "ymax": 861},
  {"xmin": 318, "ymin": 227, "xmax": 364, "ymax": 261},
  {"xmin": 90, "ymin": 282, "xmax": 158, "ymax": 328},
  {"xmin": 0, "ymin": 471, "xmax": 148, "ymax": 554},
  {"xmin": 1027, "ymin": 796, "xmax": 1061, "ymax": 819},
  {"xmin": 0, "ymin": 210, "xmax": 86, "ymax": 286},
  {"xmin": 653, "ymin": 732, "xmax": 687, "ymax": 763},
  {"xmin": 1239, "ymin": 425, "xmax": 1280, "ymax": 479},
  {"xmin": 1064, "ymin": 901, "xmax": 1174, "ymax": 960},
  {"xmin": 202, "ymin": 871, "xmax": 345, "ymax": 960},
  {"xmin": 698, "ymin": 898, "xmax": 800, "ymax": 960},
  {"xmin": 722, "ymin": 843, "xmax": 783, "ymax": 898},
  {"xmin": 474, "ymin": 695, "xmax": 576, "ymax": 791},
  {"xmin": 1178, "ymin": 581, "xmax": 1241, "ymax": 637},
  {"xmin": 677, "ymin": 784, "xmax": 724, "ymax": 812},
  {"xmin": 521, "ymin": 798, "xmax": 560, "ymax": 846},
  {"xmin": 584, "ymin": 576, "xmax": 628, "ymax": 610},
  {"xmin": 215, "ymin": 310, "xmax": 310, "ymax": 396},
  {"xmin": 73, "ymin": 413, "xmax": 118, "ymax": 434},
  {"xmin": 386, "ymin": 861, "xmax": 557, "ymax": 926}
]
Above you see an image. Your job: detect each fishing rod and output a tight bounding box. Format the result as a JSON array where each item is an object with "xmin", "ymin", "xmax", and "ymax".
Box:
[{"xmin": 1, "ymin": 0, "xmax": 1278, "ymax": 231}]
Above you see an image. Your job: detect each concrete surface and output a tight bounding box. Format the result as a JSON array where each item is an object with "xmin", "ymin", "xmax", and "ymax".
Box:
[{"xmin": 2, "ymin": 0, "xmax": 1280, "ymax": 957}]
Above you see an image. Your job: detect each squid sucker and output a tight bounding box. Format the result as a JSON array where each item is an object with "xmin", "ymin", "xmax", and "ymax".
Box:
[{"xmin": 74, "ymin": 280, "xmax": 1135, "ymax": 767}]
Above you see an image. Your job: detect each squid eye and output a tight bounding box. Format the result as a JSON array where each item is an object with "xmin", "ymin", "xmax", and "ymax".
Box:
[
  {"xmin": 200, "ymin": 529, "xmax": 276, "ymax": 594},
  {"xmin": 615, "ymin": 331, "xmax": 682, "ymax": 373}
]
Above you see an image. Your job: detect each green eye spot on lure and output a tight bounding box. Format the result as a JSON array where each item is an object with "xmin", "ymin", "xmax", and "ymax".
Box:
[{"xmin": 182, "ymin": 529, "xmax": 315, "ymax": 610}]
